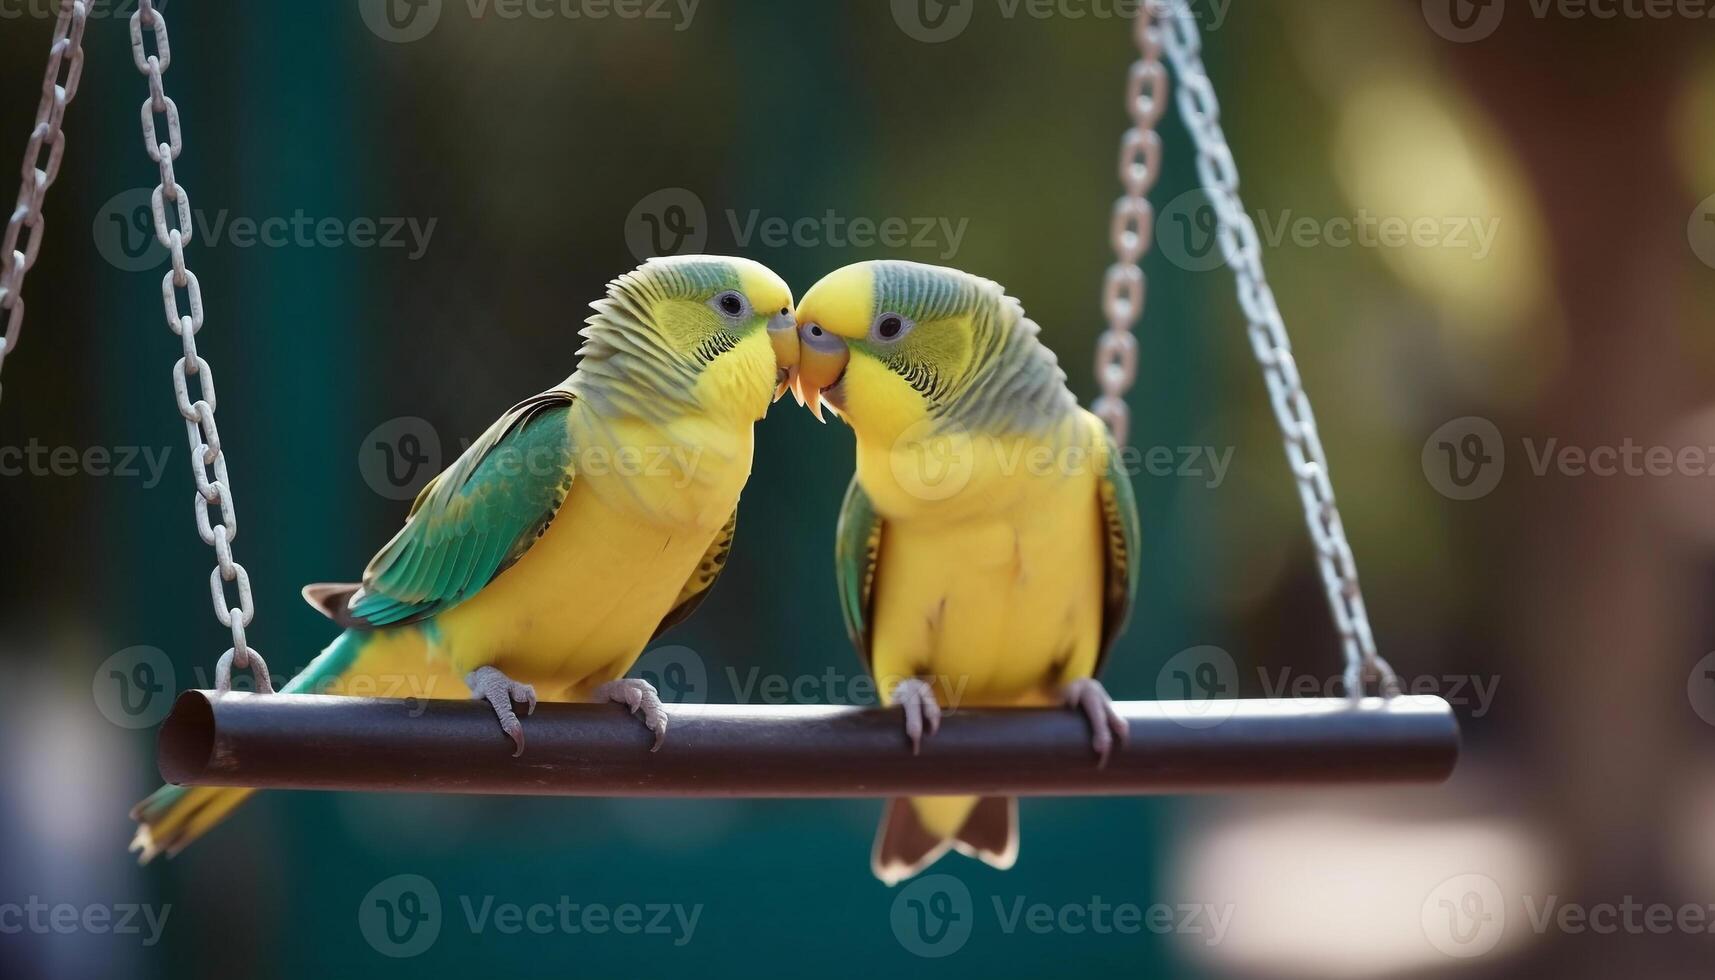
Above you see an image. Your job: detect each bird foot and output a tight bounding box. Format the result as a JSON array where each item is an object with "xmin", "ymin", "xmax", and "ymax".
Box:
[
  {"xmin": 1062, "ymin": 678, "xmax": 1128, "ymax": 767},
  {"xmin": 890, "ymin": 677, "xmax": 943, "ymax": 756},
  {"xmin": 467, "ymin": 666, "xmax": 538, "ymax": 757},
  {"xmin": 595, "ymin": 678, "xmax": 669, "ymax": 752}
]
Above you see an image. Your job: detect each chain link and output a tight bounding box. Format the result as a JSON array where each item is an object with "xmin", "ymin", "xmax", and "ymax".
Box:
[
  {"xmin": 0, "ymin": 1, "xmax": 88, "ymax": 406},
  {"xmin": 1092, "ymin": 4, "xmax": 1169, "ymax": 446},
  {"xmin": 1143, "ymin": 3, "xmax": 1397, "ymax": 698},
  {"xmin": 130, "ymin": 0, "xmax": 272, "ymax": 695}
]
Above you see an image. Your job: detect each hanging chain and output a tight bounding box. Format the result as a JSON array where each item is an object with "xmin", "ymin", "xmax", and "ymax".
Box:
[
  {"xmin": 1092, "ymin": 4, "xmax": 1168, "ymax": 446},
  {"xmin": 130, "ymin": 0, "xmax": 273, "ymax": 695},
  {"xmin": 1151, "ymin": 3, "xmax": 1398, "ymax": 698},
  {"xmin": 0, "ymin": 1, "xmax": 88, "ymax": 406}
]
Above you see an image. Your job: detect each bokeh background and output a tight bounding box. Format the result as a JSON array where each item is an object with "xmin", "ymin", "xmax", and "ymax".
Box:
[{"xmin": 1, "ymin": 0, "xmax": 1712, "ymax": 976}]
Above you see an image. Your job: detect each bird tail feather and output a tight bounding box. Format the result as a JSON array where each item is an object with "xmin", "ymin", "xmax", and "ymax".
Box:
[
  {"xmin": 128, "ymin": 629, "xmax": 369, "ymax": 863},
  {"xmin": 871, "ymin": 795, "xmax": 1018, "ymax": 885}
]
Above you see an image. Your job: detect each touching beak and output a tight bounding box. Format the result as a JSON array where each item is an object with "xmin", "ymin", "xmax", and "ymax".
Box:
[
  {"xmin": 790, "ymin": 320, "xmax": 850, "ymax": 423},
  {"xmin": 767, "ymin": 310, "xmax": 799, "ymax": 404}
]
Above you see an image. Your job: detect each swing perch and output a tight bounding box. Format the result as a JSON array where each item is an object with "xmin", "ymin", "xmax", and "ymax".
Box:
[{"xmin": 0, "ymin": 1, "xmax": 1459, "ymax": 798}]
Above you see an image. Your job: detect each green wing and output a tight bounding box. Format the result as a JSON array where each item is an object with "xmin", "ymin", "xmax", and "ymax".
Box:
[
  {"xmin": 343, "ymin": 389, "xmax": 577, "ymax": 628},
  {"xmin": 650, "ymin": 508, "xmax": 738, "ymax": 640},
  {"xmin": 1094, "ymin": 424, "xmax": 1142, "ymax": 675},
  {"xmin": 834, "ymin": 474, "xmax": 884, "ymax": 668}
]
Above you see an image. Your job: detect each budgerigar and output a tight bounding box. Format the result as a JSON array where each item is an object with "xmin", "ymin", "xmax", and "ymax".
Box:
[
  {"xmin": 130, "ymin": 255, "xmax": 800, "ymax": 861},
  {"xmin": 790, "ymin": 260, "xmax": 1139, "ymax": 884}
]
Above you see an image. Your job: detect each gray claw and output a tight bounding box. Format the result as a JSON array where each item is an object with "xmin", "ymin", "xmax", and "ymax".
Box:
[
  {"xmin": 1064, "ymin": 677, "xmax": 1129, "ymax": 768},
  {"xmin": 467, "ymin": 666, "xmax": 538, "ymax": 757},
  {"xmin": 596, "ymin": 678, "xmax": 669, "ymax": 752},
  {"xmin": 890, "ymin": 677, "xmax": 943, "ymax": 756}
]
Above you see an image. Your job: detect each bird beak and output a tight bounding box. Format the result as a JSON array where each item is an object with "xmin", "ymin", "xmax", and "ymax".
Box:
[
  {"xmin": 790, "ymin": 320, "xmax": 850, "ymax": 423},
  {"xmin": 767, "ymin": 310, "xmax": 799, "ymax": 404}
]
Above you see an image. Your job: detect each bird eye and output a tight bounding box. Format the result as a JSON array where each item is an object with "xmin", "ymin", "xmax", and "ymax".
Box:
[
  {"xmin": 712, "ymin": 291, "xmax": 748, "ymax": 319},
  {"xmin": 871, "ymin": 312, "xmax": 912, "ymax": 342}
]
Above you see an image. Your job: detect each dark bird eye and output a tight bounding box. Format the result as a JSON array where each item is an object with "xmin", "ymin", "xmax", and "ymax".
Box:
[
  {"xmin": 809, "ymin": 324, "xmax": 824, "ymax": 337},
  {"xmin": 872, "ymin": 312, "xmax": 912, "ymax": 342},
  {"xmin": 718, "ymin": 292, "xmax": 744, "ymax": 316}
]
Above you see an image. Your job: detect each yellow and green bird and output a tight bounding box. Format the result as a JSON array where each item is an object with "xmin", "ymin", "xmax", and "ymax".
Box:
[
  {"xmin": 791, "ymin": 260, "xmax": 1139, "ymax": 885},
  {"xmin": 130, "ymin": 255, "xmax": 800, "ymax": 861}
]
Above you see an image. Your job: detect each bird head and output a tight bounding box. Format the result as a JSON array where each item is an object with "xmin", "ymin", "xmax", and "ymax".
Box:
[
  {"xmin": 790, "ymin": 260, "xmax": 1071, "ymax": 444},
  {"xmin": 579, "ymin": 255, "xmax": 799, "ymax": 423}
]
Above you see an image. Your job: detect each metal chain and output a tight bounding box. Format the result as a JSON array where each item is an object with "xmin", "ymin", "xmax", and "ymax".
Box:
[
  {"xmin": 0, "ymin": 1, "xmax": 88, "ymax": 406},
  {"xmin": 130, "ymin": 0, "xmax": 272, "ymax": 695},
  {"xmin": 1151, "ymin": 3, "xmax": 1398, "ymax": 698},
  {"xmin": 1091, "ymin": 4, "xmax": 1168, "ymax": 446}
]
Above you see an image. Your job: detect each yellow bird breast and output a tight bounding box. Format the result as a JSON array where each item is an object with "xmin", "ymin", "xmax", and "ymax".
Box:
[
  {"xmin": 865, "ymin": 419, "xmax": 1107, "ymax": 710},
  {"xmin": 428, "ymin": 402, "xmax": 754, "ymax": 700}
]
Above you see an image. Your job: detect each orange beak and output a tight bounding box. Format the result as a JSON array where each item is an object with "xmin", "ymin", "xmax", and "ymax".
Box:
[
  {"xmin": 767, "ymin": 309, "xmax": 799, "ymax": 404},
  {"xmin": 789, "ymin": 320, "xmax": 850, "ymax": 423}
]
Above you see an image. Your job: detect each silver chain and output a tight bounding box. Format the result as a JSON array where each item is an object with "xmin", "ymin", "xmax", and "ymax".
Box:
[
  {"xmin": 1091, "ymin": 5, "xmax": 1168, "ymax": 446},
  {"xmin": 130, "ymin": 0, "xmax": 272, "ymax": 695},
  {"xmin": 1148, "ymin": 3, "xmax": 1398, "ymax": 698},
  {"xmin": 0, "ymin": 1, "xmax": 88, "ymax": 406}
]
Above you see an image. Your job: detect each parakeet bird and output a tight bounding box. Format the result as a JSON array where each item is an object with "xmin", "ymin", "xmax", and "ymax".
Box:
[
  {"xmin": 130, "ymin": 255, "xmax": 800, "ymax": 861},
  {"xmin": 790, "ymin": 260, "xmax": 1139, "ymax": 885}
]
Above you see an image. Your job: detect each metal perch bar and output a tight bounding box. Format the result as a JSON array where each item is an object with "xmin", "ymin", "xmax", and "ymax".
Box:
[{"xmin": 157, "ymin": 692, "xmax": 1458, "ymax": 796}]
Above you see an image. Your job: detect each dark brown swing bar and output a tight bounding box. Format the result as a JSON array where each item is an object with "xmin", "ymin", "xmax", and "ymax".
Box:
[{"xmin": 156, "ymin": 692, "xmax": 1459, "ymax": 797}]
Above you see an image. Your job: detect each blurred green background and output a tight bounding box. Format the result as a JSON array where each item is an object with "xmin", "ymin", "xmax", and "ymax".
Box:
[{"xmin": 1, "ymin": 1, "xmax": 1713, "ymax": 977}]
